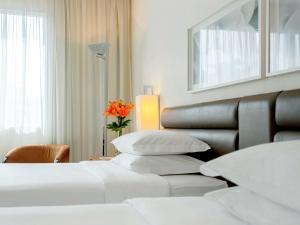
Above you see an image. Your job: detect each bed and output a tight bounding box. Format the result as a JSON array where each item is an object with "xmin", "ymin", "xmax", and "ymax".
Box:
[
  {"xmin": 0, "ymin": 161, "xmax": 226, "ymax": 206},
  {"xmin": 0, "ymin": 88, "xmax": 299, "ymax": 207},
  {"xmin": 2, "ymin": 139, "xmax": 300, "ymax": 225},
  {"xmin": 0, "ymin": 194, "xmax": 246, "ymax": 225}
]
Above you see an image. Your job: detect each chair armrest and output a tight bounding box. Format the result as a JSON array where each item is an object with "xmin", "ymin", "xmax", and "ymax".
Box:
[
  {"xmin": 54, "ymin": 146, "xmax": 70, "ymax": 163},
  {"xmin": 2, "ymin": 157, "xmax": 8, "ymax": 163}
]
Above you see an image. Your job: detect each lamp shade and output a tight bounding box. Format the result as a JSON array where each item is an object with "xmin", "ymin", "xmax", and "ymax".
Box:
[
  {"xmin": 88, "ymin": 42, "xmax": 109, "ymax": 59},
  {"xmin": 136, "ymin": 95, "xmax": 159, "ymax": 130}
]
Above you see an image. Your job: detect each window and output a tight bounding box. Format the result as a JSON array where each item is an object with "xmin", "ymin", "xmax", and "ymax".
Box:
[{"xmin": 0, "ymin": 11, "xmax": 45, "ymax": 134}]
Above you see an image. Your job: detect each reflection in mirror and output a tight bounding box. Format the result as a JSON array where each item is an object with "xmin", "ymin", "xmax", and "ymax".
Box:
[
  {"xmin": 189, "ymin": 0, "xmax": 260, "ymax": 91},
  {"xmin": 269, "ymin": 0, "xmax": 300, "ymax": 74}
]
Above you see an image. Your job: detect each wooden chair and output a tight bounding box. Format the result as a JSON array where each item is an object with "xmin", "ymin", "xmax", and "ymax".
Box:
[{"xmin": 3, "ymin": 144, "xmax": 70, "ymax": 163}]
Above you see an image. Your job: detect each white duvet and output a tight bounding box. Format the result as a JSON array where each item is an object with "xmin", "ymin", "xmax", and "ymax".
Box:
[
  {"xmin": 0, "ymin": 161, "xmax": 169, "ymax": 206},
  {"xmin": 0, "ymin": 197, "xmax": 246, "ymax": 225}
]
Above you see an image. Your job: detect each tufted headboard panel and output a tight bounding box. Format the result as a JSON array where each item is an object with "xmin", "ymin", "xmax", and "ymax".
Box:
[
  {"xmin": 161, "ymin": 89, "xmax": 300, "ymax": 160},
  {"xmin": 238, "ymin": 92, "xmax": 279, "ymax": 149},
  {"xmin": 161, "ymin": 99, "xmax": 239, "ymax": 159},
  {"xmin": 274, "ymin": 89, "xmax": 300, "ymax": 142}
]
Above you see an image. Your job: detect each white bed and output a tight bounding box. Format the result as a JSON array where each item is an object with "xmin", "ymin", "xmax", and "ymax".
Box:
[
  {"xmin": 0, "ymin": 194, "xmax": 246, "ymax": 225},
  {"xmin": 2, "ymin": 141, "xmax": 300, "ymax": 225},
  {"xmin": 0, "ymin": 161, "xmax": 226, "ymax": 206}
]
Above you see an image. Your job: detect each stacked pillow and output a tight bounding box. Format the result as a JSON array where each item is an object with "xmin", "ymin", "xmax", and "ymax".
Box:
[
  {"xmin": 111, "ymin": 130, "xmax": 211, "ymax": 175},
  {"xmin": 200, "ymin": 140, "xmax": 300, "ymax": 225}
]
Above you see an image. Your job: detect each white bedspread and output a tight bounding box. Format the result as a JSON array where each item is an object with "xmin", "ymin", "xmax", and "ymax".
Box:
[
  {"xmin": 0, "ymin": 197, "xmax": 246, "ymax": 225},
  {"xmin": 0, "ymin": 161, "xmax": 169, "ymax": 206},
  {"xmin": 80, "ymin": 161, "xmax": 170, "ymax": 203}
]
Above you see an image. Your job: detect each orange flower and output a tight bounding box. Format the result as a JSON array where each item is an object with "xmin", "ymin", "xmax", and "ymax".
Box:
[
  {"xmin": 119, "ymin": 106, "xmax": 129, "ymax": 117},
  {"xmin": 127, "ymin": 103, "xmax": 134, "ymax": 110},
  {"xmin": 104, "ymin": 100, "xmax": 134, "ymax": 118}
]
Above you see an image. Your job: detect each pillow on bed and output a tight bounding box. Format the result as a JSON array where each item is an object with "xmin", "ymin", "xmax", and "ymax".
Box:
[
  {"xmin": 200, "ymin": 140, "xmax": 300, "ymax": 211},
  {"xmin": 111, "ymin": 153, "xmax": 204, "ymax": 175},
  {"xmin": 205, "ymin": 187, "xmax": 300, "ymax": 225},
  {"xmin": 111, "ymin": 131, "xmax": 210, "ymax": 155}
]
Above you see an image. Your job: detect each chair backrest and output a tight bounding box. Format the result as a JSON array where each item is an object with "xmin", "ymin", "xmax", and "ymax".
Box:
[{"xmin": 3, "ymin": 144, "xmax": 70, "ymax": 163}]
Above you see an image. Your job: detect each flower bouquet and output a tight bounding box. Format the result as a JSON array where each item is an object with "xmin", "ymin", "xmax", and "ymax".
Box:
[{"xmin": 104, "ymin": 100, "xmax": 134, "ymax": 137}]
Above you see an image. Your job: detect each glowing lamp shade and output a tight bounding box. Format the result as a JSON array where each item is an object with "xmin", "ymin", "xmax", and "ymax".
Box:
[{"xmin": 136, "ymin": 95, "xmax": 159, "ymax": 130}]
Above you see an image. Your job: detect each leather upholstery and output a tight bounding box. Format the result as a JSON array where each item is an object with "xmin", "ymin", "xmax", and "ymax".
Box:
[
  {"xmin": 165, "ymin": 129, "xmax": 238, "ymax": 158},
  {"xmin": 276, "ymin": 89, "xmax": 300, "ymax": 129},
  {"xmin": 274, "ymin": 131, "xmax": 300, "ymax": 142},
  {"xmin": 239, "ymin": 92, "xmax": 279, "ymax": 149},
  {"xmin": 162, "ymin": 99, "xmax": 239, "ymax": 129},
  {"xmin": 161, "ymin": 89, "xmax": 300, "ymax": 159},
  {"xmin": 274, "ymin": 90, "xmax": 300, "ymax": 141},
  {"xmin": 3, "ymin": 144, "xmax": 70, "ymax": 163}
]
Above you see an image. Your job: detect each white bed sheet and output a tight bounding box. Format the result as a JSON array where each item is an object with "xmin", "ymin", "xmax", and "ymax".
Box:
[
  {"xmin": 0, "ymin": 161, "xmax": 227, "ymax": 207},
  {"xmin": 0, "ymin": 197, "xmax": 246, "ymax": 225},
  {"xmin": 0, "ymin": 161, "xmax": 169, "ymax": 206},
  {"xmin": 127, "ymin": 197, "xmax": 246, "ymax": 225},
  {"xmin": 163, "ymin": 175, "xmax": 228, "ymax": 196},
  {"xmin": 0, "ymin": 204, "xmax": 147, "ymax": 225}
]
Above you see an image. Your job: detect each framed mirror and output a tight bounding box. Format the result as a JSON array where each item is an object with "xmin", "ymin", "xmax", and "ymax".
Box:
[
  {"xmin": 188, "ymin": 0, "xmax": 261, "ymax": 92},
  {"xmin": 268, "ymin": 0, "xmax": 300, "ymax": 76}
]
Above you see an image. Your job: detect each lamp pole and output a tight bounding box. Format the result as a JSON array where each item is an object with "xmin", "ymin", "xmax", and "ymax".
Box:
[{"xmin": 89, "ymin": 43, "xmax": 110, "ymax": 157}]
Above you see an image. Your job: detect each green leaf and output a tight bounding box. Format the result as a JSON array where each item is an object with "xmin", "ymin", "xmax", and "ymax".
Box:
[
  {"xmin": 112, "ymin": 122, "xmax": 118, "ymax": 127},
  {"xmin": 120, "ymin": 120, "xmax": 130, "ymax": 127}
]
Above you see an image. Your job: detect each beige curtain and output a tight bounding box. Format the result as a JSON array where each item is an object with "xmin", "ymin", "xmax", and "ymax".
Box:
[
  {"xmin": 50, "ymin": 0, "xmax": 132, "ymax": 161},
  {"xmin": 105, "ymin": 0, "xmax": 133, "ymax": 155},
  {"xmin": 58, "ymin": 0, "xmax": 132, "ymax": 161}
]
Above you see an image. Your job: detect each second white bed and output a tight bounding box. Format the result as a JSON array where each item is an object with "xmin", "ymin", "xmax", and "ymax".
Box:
[
  {"xmin": 0, "ymin": 161, "xmax": 226, "ymax": 207},
  {"xmin": 0, "ymin": 194, "xmax": 245, "ymax": 225}
]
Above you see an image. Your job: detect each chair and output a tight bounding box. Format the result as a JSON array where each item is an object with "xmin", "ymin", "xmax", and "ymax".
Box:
[{"xmin": 3, "ymin": 144, "xmax": 70, "ymax": 163}]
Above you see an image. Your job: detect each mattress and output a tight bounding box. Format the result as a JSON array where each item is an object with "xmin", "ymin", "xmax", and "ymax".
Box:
[{"xmin": 162, "ymin": 175, "xmax": 228, "ymax": 196}]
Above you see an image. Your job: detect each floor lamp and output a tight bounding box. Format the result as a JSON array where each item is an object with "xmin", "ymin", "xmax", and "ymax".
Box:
[{"xmin": 89, "ymin": 42, "xmax": 110, "ymax": 157}]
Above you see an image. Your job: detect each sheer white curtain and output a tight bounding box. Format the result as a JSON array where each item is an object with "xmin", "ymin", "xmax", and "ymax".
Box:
[
  {"xmin": 0, "ymin": 0, "xmax": 132, "ymax": 161},
  {"xmin": 0, "ymin": 0, "xmax": 51, "ymax": 160}
]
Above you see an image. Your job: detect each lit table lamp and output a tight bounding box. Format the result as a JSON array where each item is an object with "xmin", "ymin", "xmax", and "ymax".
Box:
[{"xmin": 136, "ymin": 95, "xmax": 160, "ymax": 130}]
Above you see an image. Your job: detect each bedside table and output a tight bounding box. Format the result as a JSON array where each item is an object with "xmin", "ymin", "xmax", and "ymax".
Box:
[{"xmin": 89, "ymin": 155, "xmax": 113, "ymax": 161}]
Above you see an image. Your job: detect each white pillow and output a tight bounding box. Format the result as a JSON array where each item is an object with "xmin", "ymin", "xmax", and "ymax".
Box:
[
  {"xmin": 111, "ymin": 131, "xmax": 210, "ymax": 155},
  {"xmin": 200, "ymin": 140, "xmax": 300, "ymax": 211},
  {"xmin": 205, "ymin": 187, "xmax": 300, "ymax": 225},
  {"xmin": 111, "ymin": 153, "xmax": 204, "ymax": 175}
]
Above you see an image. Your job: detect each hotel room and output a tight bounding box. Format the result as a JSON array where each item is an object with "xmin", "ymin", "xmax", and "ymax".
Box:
[{"xmin": 0, "ymin": 0, "xmax": 300, "ymax": 224}]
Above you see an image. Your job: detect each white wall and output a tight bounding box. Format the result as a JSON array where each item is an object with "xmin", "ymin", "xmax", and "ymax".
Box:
[{"xmin": 132, "ymin": 0, "xmax": 300, "ymax": 109}]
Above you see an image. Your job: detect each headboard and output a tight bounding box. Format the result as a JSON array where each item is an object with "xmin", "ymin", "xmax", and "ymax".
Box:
[
  {"xmin": 161, "ymin": 89, "xmax": 300, "ymax": 161},
  {"xmin": 274, "ymin": 89, "xmax": 300, "ymax": 141},
  {"xmin": 161, "ymin": 99, "xmax": 239, "ymax": 160}
]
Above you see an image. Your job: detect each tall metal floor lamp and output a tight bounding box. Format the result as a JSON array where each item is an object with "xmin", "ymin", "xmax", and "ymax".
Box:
[{"xmin": 89, "ymin": 42, "xmax": 110, "ymax": 157}]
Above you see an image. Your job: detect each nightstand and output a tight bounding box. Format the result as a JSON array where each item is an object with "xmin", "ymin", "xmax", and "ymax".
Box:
[{"xmin": 89, "ymin": 155, "xmax": 113, "ymax": 161}]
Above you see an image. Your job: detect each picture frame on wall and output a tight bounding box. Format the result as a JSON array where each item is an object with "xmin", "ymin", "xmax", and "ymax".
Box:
[
  {"xmin": 267, "ymin": 0, "xmax": 300, "ymax": 77},
  {"xmin": 188, "ymin": 0, "xmax": 262, "ymax": 92}
]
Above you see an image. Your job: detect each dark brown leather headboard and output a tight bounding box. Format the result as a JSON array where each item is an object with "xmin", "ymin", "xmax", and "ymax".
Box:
[
  {"xmin": 274, "ymin": 89, "xmax": 300, "ymax": 142},
  {"xmin": 161, "ymin": 89, "xmax": 300, "ymax": 160},
  {"xmin": 238, "ymin": 92, "xmax": 279, "ymax": 149},
  {"xmin": 162, "ymin": 99, "xmax": 239, "ymax": 159}
]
